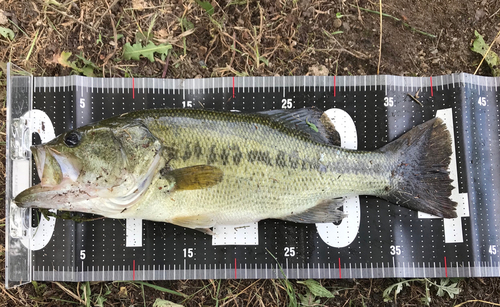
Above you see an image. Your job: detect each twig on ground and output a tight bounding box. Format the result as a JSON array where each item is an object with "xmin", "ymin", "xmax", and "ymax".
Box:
[
  {"xmin": 95, "ymin": 0, "xmax": 120, "ymax": 28},
  {"xmin": 1, "ymin": 284, "xmax": 19, "ymax": 303},
  {"xmin": 352, "ymin": 5, "xmax": 436, "ymax": 38},
  {"xmin": 162, "ymin": 53, "xmax": 170, "ymax": 78},
  {"xmin": 377, "ymin": 0, "xmax": 382, "ymax": 74},
  {"xmin": 102, "ymin": 0, "xmax": 118, "ymax": 67},
  {"xmin": 230, "ymin": 32, "xmax": 236, "ymax": 68},
  {"xmin": 407, "ymin": 93, "xmax": 423, "ymax": 107},
  {"xmin": 355, "ymin": 0, "xmax": 363, "ymax": 23},
  {"xmin": 454, "ymin": 300, "xmax": 500, "ymax": 307},
  {"xmin": 54, "ymin": 282, "xmax": 86, "ymax": 304},
  {"xmin": 36, "ymin": 0, "xmax": 98, "ymax": 32}
]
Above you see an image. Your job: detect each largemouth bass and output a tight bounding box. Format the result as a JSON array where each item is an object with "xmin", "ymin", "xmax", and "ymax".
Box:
[{"xmin": 14, "ymin": 108, "xmax": 457, "ymax": 232}]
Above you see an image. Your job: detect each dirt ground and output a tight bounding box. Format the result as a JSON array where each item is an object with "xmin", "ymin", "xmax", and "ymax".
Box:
[{"xmin": 1, "ymin": 0, "xmax": 500, "ymax": 306}]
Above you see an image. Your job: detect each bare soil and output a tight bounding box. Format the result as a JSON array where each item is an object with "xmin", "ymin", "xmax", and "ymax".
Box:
[{"xmin": 1, "ymin": 0, "xmax": 500, "ymax": 306}]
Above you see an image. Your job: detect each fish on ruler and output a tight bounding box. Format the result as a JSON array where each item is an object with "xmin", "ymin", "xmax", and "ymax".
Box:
[{"xmin": 14, "ymin": 107, "xmax": 457, "ymax": 233}]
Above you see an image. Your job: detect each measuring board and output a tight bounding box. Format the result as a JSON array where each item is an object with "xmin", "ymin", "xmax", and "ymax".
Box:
[{"xmin": 5, "ymin": 63, "xmax": 500, "ymax": 287}]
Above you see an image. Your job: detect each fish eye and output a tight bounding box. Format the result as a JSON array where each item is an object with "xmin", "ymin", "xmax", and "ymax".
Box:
[{"xmin": 64, "ymin": 131, "xmax": 81, "ymax": 147}]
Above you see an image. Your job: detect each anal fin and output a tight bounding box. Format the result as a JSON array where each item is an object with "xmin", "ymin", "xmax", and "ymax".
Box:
[
  {"xmin": 195, "ymin": 228, "xmax": 214, "ymax": 235},
  {"xmin": 281, "ymin": 198, "xmax": 346, "ymax": 224}
]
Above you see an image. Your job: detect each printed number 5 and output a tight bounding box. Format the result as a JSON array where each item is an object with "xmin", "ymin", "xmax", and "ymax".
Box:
[
  {"xmin": 80, "ymin": 250, "xmax": 86, "ymax": 260},
  {"xmin": 390, "ymin": 245, "xmax": 401, "ymax": 255},
  {"xmin": 80, "ymin": 98, "xmax": 85, "ymax": 108}
]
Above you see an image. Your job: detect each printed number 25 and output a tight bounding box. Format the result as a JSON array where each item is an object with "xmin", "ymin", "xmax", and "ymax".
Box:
[{"xmin": 282, "ymin": 98, "xmax": 293, "ymax": 109}]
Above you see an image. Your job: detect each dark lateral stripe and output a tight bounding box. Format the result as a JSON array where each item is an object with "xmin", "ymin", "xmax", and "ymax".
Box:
[{"xmin": 247, "ymin": 150, "xmax": 273, "ymax": 166}]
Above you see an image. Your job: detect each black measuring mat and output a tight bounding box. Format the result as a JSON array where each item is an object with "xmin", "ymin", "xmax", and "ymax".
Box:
[{"xmin": 14, "ymin": 74, "xmax": 500, "ymax": 281}]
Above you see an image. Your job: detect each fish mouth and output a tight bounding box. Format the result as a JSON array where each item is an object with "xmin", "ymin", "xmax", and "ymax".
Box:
[
  {"xmin": 31, "ymin": 145, "xmax": 82, "ymax": 186},
  {"xmin": 14, "ymin": 145, "xmax": 83, "ymax": 209}
]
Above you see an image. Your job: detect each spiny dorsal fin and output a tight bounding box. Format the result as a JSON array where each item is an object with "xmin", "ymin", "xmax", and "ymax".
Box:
[
  {"xmin": 162, "ymin": 165, "xmax": 223, "ymax": 191},
  {"xmin": 256, "ymin": 107, "xmax": 341, "ymax": 146}
]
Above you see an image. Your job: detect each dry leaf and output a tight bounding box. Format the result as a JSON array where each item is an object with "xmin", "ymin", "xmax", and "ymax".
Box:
[{"xmin": 307, "ymin": 64, "xmax": 329, "ymax": 76}]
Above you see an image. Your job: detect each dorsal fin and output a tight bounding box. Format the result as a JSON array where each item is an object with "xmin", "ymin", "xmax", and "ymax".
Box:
[{"xmin": 256, "ymin": 107, "xmax": 341, "ymax": 146}]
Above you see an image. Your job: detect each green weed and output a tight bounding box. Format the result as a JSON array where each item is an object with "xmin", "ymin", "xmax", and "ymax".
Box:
[
  {"xmin": 383, "ymin": 278, "xmax": 461, "ymax": 306},
  {"xmin": 0, "ymin": 26, "xmax": 14, "ymax": 40},
  {"xmin": 122, "ymin": 41, "xmax": 172, "ymax": 62},
  {"xmin": 297, "ymin": 279, "xmax": 334, "ymax": 307},
  {"xmin": 471, "ymin": 30, "xmax": 500, "ymax": 76},
  {"xmin": 55, "ymin": 51, "xmax": 100, "ymax": 77}
]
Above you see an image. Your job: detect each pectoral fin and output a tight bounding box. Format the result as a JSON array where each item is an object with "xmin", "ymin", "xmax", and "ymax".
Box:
[
  {"xmin": 281, "ymin": 198, "xmax": 346, "ymax": 223},
  {"xmin": 162, "ymin": 165, "xmax": 223, "ymax": 191}
]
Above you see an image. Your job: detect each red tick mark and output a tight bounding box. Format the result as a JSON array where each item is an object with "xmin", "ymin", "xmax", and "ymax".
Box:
[
  {"xmin": 133, "ymin": 260, "xmax": 136, "ymax": 280},
  {"xmin": 444, "ymin": 256, "xmax": 448, "ymax": 277},
  {"xmin": 430, "ymin": 76, "xmax": 433, "ymax": 96},
  {"xmin": 338, "ymin": 258, "xmax": 342, "ymax": 278}
]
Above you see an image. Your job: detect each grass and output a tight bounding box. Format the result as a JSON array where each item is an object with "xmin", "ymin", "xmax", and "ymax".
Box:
[{"xmin": 1, "ymin": 0, "xmax": 500, "ymax": 306}]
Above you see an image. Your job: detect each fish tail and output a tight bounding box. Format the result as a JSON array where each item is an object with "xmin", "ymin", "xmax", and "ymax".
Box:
[{"xmin": 378, "ymin": 118, "xmax": 458, "ymax": 218}]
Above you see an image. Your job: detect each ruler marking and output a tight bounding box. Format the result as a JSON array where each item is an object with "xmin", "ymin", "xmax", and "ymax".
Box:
[
  {"xmin": 444, "ymin": 257, "xmax": 448, "ymax": 277},
  {"xmin": 232, "ymin": 76, "xmax": 235, "ymax": 98},
  {"xmin": 133, "ymin": 260, "xmax": 136, "ymax": 280},
  {"xmin": 132, "ymin": 78, "xmax": 135, "ymax": 99},
  {"xmin": 384, "ymin": 75, "xmax": 388, "ymax": 95},
  {"xmin": 283, "ymin": 77, "xmax": 286, "ymax": 98},
  {"xmin": 234, "ymin": 258, "xmax": 237, "ymax": 279},
  {"xmin": 430, "ymin": 76, "xmax": 434, "ymax": 96},
  {"xmin": 338, "ymin": 258, "xmax": 341, "ymax": 278},
  {"xmin": 392, "ymin": 257, "xmax": 396, "ymax": 277},
  {"xmin": 286, "ymin": 258, "xmax": 289, "ymax": 278},
  {"xmin": 334, "ymin": 75, "xmax": 336, "ymax": 97},
  {"xmin": 478, "ymin": 75, "xmax": 481, "ymax": 95}
]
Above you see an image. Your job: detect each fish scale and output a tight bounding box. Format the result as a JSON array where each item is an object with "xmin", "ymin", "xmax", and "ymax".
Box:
[{"xmin": 111, "ymin": 109, "xmax": 395, "ymax": 227}]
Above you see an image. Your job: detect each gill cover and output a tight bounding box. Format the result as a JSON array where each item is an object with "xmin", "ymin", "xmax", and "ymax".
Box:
[{"xmin": 15, "ymin": 119, "xmax": 164, "ymax": 214}]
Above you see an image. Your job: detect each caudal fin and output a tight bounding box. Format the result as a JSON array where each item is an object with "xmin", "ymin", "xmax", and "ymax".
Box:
[{"xmin": 378, "ymin": 118, "xmax": 458, "ymax": 218}]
